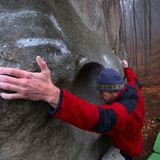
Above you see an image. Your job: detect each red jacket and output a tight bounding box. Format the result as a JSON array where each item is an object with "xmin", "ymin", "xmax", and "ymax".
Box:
[{"xmin": 51, "ymin": 67, "xmax": 144, "ymax": 157}]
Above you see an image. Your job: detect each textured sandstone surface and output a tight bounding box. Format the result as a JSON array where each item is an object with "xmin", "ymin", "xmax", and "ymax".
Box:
[{"xmin": 0, "ymin": 1, "xmax": 122, "ymax": 160}]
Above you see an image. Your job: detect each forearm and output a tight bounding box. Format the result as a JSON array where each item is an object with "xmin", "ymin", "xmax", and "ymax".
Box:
[
  {"xmin": 124, "ymin": 67, "xmax": 138, "ymax": 83},
  {"xmin": 51, "ymin": 89, "xmax": 99, "ymax": 131},
  {"xmin": 45, "ymin": 85, "xmax": 60, "ymax": 108}
]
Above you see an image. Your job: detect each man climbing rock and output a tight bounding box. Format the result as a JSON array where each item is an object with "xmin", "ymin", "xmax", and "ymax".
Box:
[{"xmin": 0, "ymin": 57, "xmax": 144, "ymax": 160}]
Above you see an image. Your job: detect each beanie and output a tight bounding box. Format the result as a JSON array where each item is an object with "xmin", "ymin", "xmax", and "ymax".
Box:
[{"xmin": 96, "ymin": 68, "xmax": 124, "ymax": 92}]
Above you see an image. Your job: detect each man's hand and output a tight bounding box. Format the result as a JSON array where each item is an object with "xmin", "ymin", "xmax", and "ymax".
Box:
[
  {"xmin": 0, "ymin": 56, "xmax": 60, "ymax": 108},
  {"xmin": 121, "ymin": 59, "xmax": 128, "ymax": 68}
]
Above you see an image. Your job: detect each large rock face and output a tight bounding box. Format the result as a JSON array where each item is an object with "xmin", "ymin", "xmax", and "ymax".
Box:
[{"xmin": 0, "ymin": 0, "xmax": 122, "ymax": 160}]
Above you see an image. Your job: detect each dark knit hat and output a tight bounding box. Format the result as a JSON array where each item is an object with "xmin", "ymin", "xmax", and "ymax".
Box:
[{"xmin": 96, "ymin": 68, "xmax": 124, "ymax": 92}]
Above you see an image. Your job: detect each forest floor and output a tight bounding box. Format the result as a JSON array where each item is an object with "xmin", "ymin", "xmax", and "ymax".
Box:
[{"xmin": 135, "ymin": 75, "xmax": 160, "ymax": 160}]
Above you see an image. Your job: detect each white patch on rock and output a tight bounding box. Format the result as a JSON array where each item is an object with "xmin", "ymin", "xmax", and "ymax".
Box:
[
  {"xmin": 0, "ymin": 11, "xmax": 64, "ymax": 36},
  {"xmin": 0, "ymin": 10, "xmax": 39, "ymax": 21},
  {"xmin": 102, "ymin": 55, "xmax": 112, "ymax": 67},
  {"xmin": 50, "ymin": 15, "xmax": 64, "ymax": 36},
  {"xmin": 78, "ymin": 57, "xmax": 88, "ymax": 66},
  {"xmin": 17, "ymin": 38, "xmax": 70, "ymax": 55}
]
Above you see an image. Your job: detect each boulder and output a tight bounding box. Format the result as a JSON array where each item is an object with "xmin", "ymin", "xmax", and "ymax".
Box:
[{"xmin": 0, "ymin": 1, "xmax": 122, "ymax": 159}]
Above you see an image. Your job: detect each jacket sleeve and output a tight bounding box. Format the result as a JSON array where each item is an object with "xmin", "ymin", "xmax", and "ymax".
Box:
[
  {"xmin": 124, "ymin": 67, "xmax": 142, "ymax": 88},
  {"xmin": 50, "ymin": 89, "xmax": 117, "ymax": 133}
]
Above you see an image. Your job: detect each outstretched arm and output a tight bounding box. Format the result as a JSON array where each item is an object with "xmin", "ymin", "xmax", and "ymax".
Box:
[
  {"xmin": 121, "ymin": 60, "xmax": 141, "ymax": 88},
  {"xmin": 0, "ymin": 57, "xmax": 118, "ymax": 132}
]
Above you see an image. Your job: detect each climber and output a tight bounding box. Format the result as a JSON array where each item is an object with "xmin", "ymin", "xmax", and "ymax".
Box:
[{"xmin": 0, "ymin": 57, "xmax": 144, "ymax": 160}]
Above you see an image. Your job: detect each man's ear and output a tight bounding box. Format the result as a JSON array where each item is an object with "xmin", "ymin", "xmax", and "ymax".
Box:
[{"xmin": 112, "ymin": 92, "xmax": 119, "ymax": 97}]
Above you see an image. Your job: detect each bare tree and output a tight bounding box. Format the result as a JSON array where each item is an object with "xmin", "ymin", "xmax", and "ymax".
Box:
[
  {"xmin": 132, "ymin": 0, "xmax": 138, "ymax": 71},
  {"xmin": 120, "ymin": 0, "xmax": 153, "ymax": 75},
  {"xmin": 143, "ymin": 0, "xmax": 152, "ymax": 75}
]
